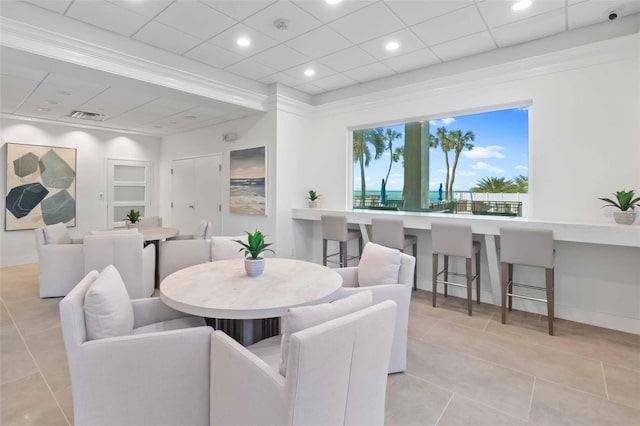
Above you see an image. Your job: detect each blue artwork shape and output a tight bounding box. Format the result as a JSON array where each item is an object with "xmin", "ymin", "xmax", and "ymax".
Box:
[
  {"xmin": 13, "ymin": 152, "xmax": 40, "ymax": 177},
  {"xmin": 39, "ymin": 149, "xmax": 75, "ymax": 189},
  {"xmin": 41, "ymin": 190, "xmax": 75, "ymax": 225},
  {"xmin": 5, "ymin": 183, "xmax": 49, "ymax": 219}
]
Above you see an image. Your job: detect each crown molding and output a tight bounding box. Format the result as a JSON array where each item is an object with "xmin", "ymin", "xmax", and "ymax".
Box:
[{"xmin": 0, "ymin": 17, "xmax": 270, "ymax": 112}]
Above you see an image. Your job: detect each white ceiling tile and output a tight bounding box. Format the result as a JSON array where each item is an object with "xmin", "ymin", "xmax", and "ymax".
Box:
[
  {"xmin": 568, "ymin": 0, "xmax": 640, "ymax": 30},
  {"xmin": 382, "ymin": 48, "xmax": 441, "ymax": 73},
  {"xmin": 184, "ymin": 41, "xmax": 245, "ymax": 68},
  {"xmin": 317, "ymin": 46, "xmax": 377, "ymax": 72},
  {"xmin": 411, "ymin": 5, "xmax": 487, "ymax": 46},
  {"xmin": 343, "ymin": 62, "xmax": 395, "ymax": 82},
  {"xmin": 311, "ymin": 73, "xmax": 358, "ymax": 91},
  {"xmin": 477, "ymin": 0, "xmax": 565, "ymax": 28},
  {"xmin": 44, "ymin": 73, "xmax": 107, "ymax": 93},
  {"xmin": 259, "ymin": 72, "xmax": 304, "ymax": 88},
  {"xmin": 292, "ymin": 0, "xmax": 371, "ymax": 23},
  {"xmin": 225, "ymin": 58, "xmax": 278, "ymax": 80},
  {"xmin": 206, "ymin": 23, "xmax": 279, "ymax": 58},
  {"xmin": 15, "ymin": 102, "xmax": 71, "ymax": 120},
  {"xmin": 283, "ymin": 62, "xmax": 336, "ymax": 82},
  {"xmin": 242, "ymin": 1, "xmax": 322, "ymax": 42},
  {"xmin": 386, "ymin": 0, "xmax": 474, "ymax": 26},
  {"xmin": 65, "ymin": 0, "xmax": 150, "ymax": 36},
  {"xmin": 155, "ymin": 1, "xmax": 237, "ymax": 40},
  {"xmin": 23, "ymin": 0, "xmax": 72, "ymax": 14},
  {"xmin": 1, "ymin": 62, "xmax": 48, "ymax": 81},
  {"xmin": 252, "ymin": 44, "xmax": 311, "ymax": 71},
  {"xmin": 133, "ymin": 21, "xmax": 201, "ymax": 55},
  {"xmin": 358, "ymin": 28, "xmax": 426, "ymax": 61},
  {"xmin": 107, "ymin": 0, "xmax": 173, "ymax": 18},
  {"xmin": 0, "ymin": 75, "xmax": 40, "ymax": 113},
  {"xmin": 491, "ymin": 8, "xmax": 566, "ymax": 47},
  {"xmin": 285, "ymin": 26, "xmax": 352, "ymax": 59},
  {"xmin": 200, "ymin": 0, "xmax": 276, "ymax": 21},
  {"xmin": 79, "ymin": 88, "xmax": 157, "ymax": 116},
  {"xmin": 329, "ymin": 2, "xmax": 405, "ymax": 44},
  {"xmin": 294, "ymin": 82, "xmax": 325, "ymax": 95},
  {"xmin": 430, "ymin": 31, "xmax": 496, "ymax": 62}
]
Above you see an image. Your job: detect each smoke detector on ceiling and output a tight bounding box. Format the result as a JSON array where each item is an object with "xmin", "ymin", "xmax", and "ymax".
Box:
[
  {"xmin": 70, "ymin": 110, "xmax": 108, "ymax": 122},
  {"xmin": 274, "ymin": 19, "xmax": 289, "ymax": 31}
]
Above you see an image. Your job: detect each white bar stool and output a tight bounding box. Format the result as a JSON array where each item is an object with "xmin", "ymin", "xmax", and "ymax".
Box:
[
  {"xmin": 500, "ymin": 228, "xmax": 555, "ymax": 335},
  {"xmin": 321, "ymin": 215, "xmax": 362, "ymax": 267},
  {"xmin": 371, "ymin": 218, "xmax": 418, "ymax": 290},
  {"xmin": 431, "ymin": 223, "xmax": 481, "ymax": 316}
]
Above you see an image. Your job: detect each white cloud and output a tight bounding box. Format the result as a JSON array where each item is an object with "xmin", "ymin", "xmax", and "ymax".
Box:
[
  {"xmin": 515, "ymin": 165, "xmax": 528, "ymax": 170},
  {"xmin": 516, "ymin": 106, "xmax": 528, "ymax": 112},
  {"xmin": 471, "ymin": 162, "xmax": 504, "ymax": 173},
  {"xmin": 454, "ymin": 170, "xmax": 476, "ymax": 177},
  {"xmin": 430, "ymin": 117, "xmax": 455, "ymax": 127},
  {"xmin": 462, "ymin": 145, "xmax": 505, "ymax": 159},
  {"xmin": 391, "ymin": 173, "xmax": 403, "ymax": 178},
  {"xmin": 436, "ymin": 168, "xmax": 446, "ymax": 174},
  {"xmin": 381, "ymin": 152, "xmax": 391, "ymax": 157}
]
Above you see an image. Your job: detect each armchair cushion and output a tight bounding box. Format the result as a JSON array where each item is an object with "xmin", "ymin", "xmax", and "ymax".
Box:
[
  {"xmin": 43, "ymin": 222, "xmax": 71, "ymax": 244},
  {"xmin": 193, "ymin": 220, "xmax": 208, "ymax": 239},
  {"xmin": 83, "ymin": 265, "xmax": 134, "ymax": 340},
  {"xmin": 133, "ymin": 316, "xmax": 205, "ymax": 335},
  {"xmin": 279, "ymin": 290, "xmax": 372, "ymax": 376},
  {"xmin": 357, "ymin": 242, "xmax": 401, "ymax": 286},
  {"xmin": 211, "ymin": 235, "xmax": 247, "ymax": 261}
]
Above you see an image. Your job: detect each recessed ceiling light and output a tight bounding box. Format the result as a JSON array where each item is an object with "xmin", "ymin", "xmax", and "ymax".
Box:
[
  {"xmin": 237, "ymin": 37, "xmax": 251, "ymax": 47},
  {"xmin": 512, "ymin": 0, "xmax": 532, "ymax": 11},
  {"xmin": 56, "ymin": 90, "xmax": 72, "ymax": 96},
  {"xmin": 37, "ymin": 107, "xmax": 51, "ymax": 112},
  {"xmin": 385, "ymin": 41, "xmax": 400, "ymax": 51},
  {"xmin": 325, "ymin": 0, "xmax": 342, "ymax": 4},
  {"xmin": 304, "ymin": 68, "xmax": 316, "ymax": 77}
]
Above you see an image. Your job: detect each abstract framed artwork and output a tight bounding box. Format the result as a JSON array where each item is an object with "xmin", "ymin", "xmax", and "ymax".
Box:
[
  {"xmin": 229, "ymin": 146, "xmax": 266, "ymax": 215},
  {"xmin": 5, "ymin": 143, "xmax": 77, "ymax": 230}
]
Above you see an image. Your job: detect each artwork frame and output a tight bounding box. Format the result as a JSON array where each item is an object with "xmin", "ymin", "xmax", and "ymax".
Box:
[
  {"xmin": 5, "ymin": 143, "xmax": 77, "ymax": 231},
  {"xmin": 229, "ymin": 146, "xmax": 267, "ymax": 216}
]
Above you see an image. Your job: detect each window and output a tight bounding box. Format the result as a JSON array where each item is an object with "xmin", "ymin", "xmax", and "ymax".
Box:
[
  {"xmin": 352, "ymin": 107, "xmax": 529, "ymax": 217},
  {"xmin": 107, "ymin": 159, "xmax": 151, "ymax": 228}
]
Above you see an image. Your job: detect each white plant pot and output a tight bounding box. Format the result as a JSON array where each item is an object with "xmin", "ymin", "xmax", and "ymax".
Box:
[
  {"xmin": 613, "ymin": 210, "xmax": 636, "ymax": 225},
  {"xmin": 308, "ymin": 200, "xmax": 318, "ymax": 208},
  {"xmin": 126, "ymin": 221, "xmax": 139, "ymax": 229},
  {"xmin": 244, "ymin": 257, "xmax": 265, "ymax": 277}
]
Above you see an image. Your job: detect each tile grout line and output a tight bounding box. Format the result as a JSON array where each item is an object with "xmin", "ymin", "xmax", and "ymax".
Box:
[
  {"xmin": 0, "ymin": 297, "xmax": 71, "ymax": 426},
  {"xmin": 434, "ymin": 392, "xmax": 455, "ymax": 426},
  {"xmin": 527, "ymin": 376, "xmax": 537, "ymax": 420},
  {"xmin": 419, "ymin": 318, "xmax": 440, "ymax": 340},
  {"xmin": 482, "ymin": 312, "xmax": 494, "ymax": 332},
  {"xmin": 601, "ymin": 361, "xmax": 610, "ymax": 400}
]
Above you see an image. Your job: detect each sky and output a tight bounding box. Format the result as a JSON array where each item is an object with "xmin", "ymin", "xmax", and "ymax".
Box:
[
  {"xmin": 230, "ymin": 146, "xmax": 266, "ymax": 179},
  {"xmin": 353, "ymin": 107, "xmax": 529, "ymax": 192}
]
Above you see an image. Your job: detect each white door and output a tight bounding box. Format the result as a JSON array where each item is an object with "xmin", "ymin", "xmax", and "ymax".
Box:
[
  {"xmin": 171, "ymin": 154, "xmax": 222, "ymax": 235},
  {"xmin": 107, "ymin": 159, "xmax": 151, "ymax": 228}
]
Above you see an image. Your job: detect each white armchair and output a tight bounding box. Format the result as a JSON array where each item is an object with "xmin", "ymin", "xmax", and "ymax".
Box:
[
  {"xmin": 83, "ymin": 233, "xmax": 155, "ymax": 298},
  {"xmin": 60, "ymin": 269, "xmax": 213, "ymax": 426},
  {"xmin": 334, "ymin": 244, "xmax": 415, "ymax": 373},
  {"xmin": 34, "ymin": 224, "xmax": 85, "ymax": 298},
  {"xmin": 170, "ymin": 220, "xmax": 213, "ymax": 240},
  {"xmin": 210, "ymin": 300, "xmax": 397, "ymax": 426},
  {"xmin": 138, "ymin": 216, "xmax": 162, "ymax": 228}
]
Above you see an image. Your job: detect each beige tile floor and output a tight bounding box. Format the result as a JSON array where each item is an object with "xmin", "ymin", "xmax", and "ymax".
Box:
[{"xmin": 1, "ymin": 263, "xmax": 639, "ymax": 425}]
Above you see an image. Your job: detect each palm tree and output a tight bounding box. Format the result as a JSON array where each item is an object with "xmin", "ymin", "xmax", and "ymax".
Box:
[
  {"xmin": 353, "ymin": 128, "xmax": 385, "ymax": 207},
  {"xmin": 428, "ymin": 127, "xmax": 453, "ymax": 199},
  {"xmin": 471, "ymin": 177, "xmax": 516, "ymax": 193},
  {"xmin": 382, "ymin": 128, "xmax": 403, "ymax": 186},
  {"xmin": 448, "ymin": 130, "xmax": 475, "ymax": 199},
  {"xmin": 513, "ymin": 175, "xmax": 528, "ymax": 192}
]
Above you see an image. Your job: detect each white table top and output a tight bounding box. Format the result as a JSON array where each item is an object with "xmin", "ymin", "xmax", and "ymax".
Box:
[
  {"xmin": 160, "ymin": 258, "xmax": 343, "ymax": 319},
  {"xmin": 138, "ymin": 227, "xmax": 179, "ymax": 241}
]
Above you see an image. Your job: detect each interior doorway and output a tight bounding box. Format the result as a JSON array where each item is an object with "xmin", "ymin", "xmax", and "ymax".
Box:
[{"xmin": 171, "ymin": 154, "xmax": 222, "ymax": 236}]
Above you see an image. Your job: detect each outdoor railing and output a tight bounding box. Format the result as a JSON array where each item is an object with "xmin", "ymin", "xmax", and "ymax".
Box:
[{"xmin": 354, "ymin": 196, "xmax": 523, "ymax": 217}]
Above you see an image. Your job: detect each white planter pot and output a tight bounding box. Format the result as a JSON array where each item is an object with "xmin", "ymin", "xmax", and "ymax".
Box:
[
  {"xmin": 244, "ymin": 258, "xmax": 265, "ymax": 277},
  {"xmin": 613, "ymin": 211, "xmax": 636, "ymax": 225},
  {"xmin": 308, "ymin": 200, "xmax": 318, "ymax": 208},
  {"xmin": 126, "ymin": 221, "xmax": 139, "ymax": 229}
]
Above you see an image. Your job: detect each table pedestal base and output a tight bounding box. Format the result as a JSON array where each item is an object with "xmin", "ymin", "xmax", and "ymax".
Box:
[{"xmin": 206, "ymin": 318, "xmax": 280, "ymax": 346}]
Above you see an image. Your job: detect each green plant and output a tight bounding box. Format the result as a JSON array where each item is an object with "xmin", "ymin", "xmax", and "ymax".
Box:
[
  {"xmin": 598, "ymin": 190, "xmax": 640, "ymax": 211},
  {"xmin": 125, "ymin": 209, "xmax": 141, "ymax": 223},
  {"xmin": 306, "ymin": 190, "xmax": 321, "ymax": 201},
  {"xmin": 235, "ymin": 230, "xmax": 274, "ymax": 260}
]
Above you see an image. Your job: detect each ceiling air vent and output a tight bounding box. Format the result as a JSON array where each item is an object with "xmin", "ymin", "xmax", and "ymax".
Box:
[{"xmin": 69, "ymin": 110, "xmax": 108, "ymax": 121}]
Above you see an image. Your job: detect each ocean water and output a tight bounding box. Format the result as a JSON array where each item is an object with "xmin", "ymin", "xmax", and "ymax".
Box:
[{"xmin": 230, "ymin": 178, "xmax": 265, "ymax": 215}]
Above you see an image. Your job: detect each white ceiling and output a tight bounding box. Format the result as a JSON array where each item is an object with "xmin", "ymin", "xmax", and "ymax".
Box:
[{"xmin": 1, "ymin": 0, "xmax": 639, "ymax": 135}]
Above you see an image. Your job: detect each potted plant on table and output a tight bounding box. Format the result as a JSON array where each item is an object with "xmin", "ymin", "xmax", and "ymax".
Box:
[
  {"xmin": 124, "ymin": 209, "xmax": 141, "ymax": 228},
  {"xmin": 235, "ymin": 230, "xmax": 274, "ymax": 276},
  {"xmin": 306, "ymin": 190, "xmax": 321, "ymax": 208},
  {"xmin": 598, "ymin": 189, "xmax": 639, "ymax": 225}
]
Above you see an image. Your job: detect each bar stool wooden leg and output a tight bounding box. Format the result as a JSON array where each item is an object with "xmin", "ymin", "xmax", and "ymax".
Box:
[
  {"xmin": 546, "ymin": 268, "xmax": 554, "ymax": 335},
  {"xmin": 412, "ymin": 242, "xmax": 418, "ymax": 291},
  {"xmin": 358, "ymin": 237, "xmax": 363, "ymax": 259},
  {"xmin": 501, "ymin": 262, "xmax": 508, "ymax": 324},
  {"xmin": 475, "ymin": 249, "xmax": 481, "ymax": 304},
  {"xmin": 432, "ymin": 254, "xmax": 438, "ymax": 307},
  {"xmin": 322, "ymin": 239, "xmax": 328, "ymax": 266},
  {"xmin": 466, "ymin": 258, "xmax": 473, "ymax": 316},
  {"xmin": 508, "ymin": 264, "xmax": 514, "ymax": 311},
  {"xmin": 443, "ymin": 255, "xmax": 449, "ymax": 297},
  {"xmin": 340, "ymin": 241, "xmax": 347, "ymax": 267}
]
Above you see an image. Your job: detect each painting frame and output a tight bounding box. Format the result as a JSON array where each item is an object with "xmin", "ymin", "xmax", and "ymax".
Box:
[
  {"xmin": 229, "ymin": 146, "xmax": 267, "ymax": 216},
  {"xmin": 5, "ymin": 143, "xmax": 77, "ymax": 231}
]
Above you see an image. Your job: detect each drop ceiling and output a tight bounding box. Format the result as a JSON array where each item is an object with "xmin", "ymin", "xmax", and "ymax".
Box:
[{"xmin": 1, "ymin": 0, "xmax": 639, "ymax": 135}]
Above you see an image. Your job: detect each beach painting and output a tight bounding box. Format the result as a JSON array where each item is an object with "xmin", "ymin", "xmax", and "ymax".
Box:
[{"xmin": 229, "ymin": 146, "xmax": 266, "ymax": 215}]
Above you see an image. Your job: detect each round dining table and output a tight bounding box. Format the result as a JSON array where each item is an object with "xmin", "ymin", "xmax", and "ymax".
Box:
[{"xmin": 160, "ymin": 258, "xmax": 343, "ymax": 345}]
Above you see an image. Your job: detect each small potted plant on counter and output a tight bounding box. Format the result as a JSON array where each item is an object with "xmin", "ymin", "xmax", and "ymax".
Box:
[
  {"xmin": 598, "ymin": 189, "xmax": 639, "ymax": 225},
  {"xmin": 235, "ymin": 230, "xmax": 274, "ymax": 276},
  {"xmin": 124, "ymin": 209, "xmax": 141, "ymax": 228},
  {"xmin": 306, "ymin": 189, "xmax": 321, "ymax": 208}
]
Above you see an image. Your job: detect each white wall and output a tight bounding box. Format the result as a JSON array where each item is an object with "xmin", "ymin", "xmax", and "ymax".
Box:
[{"xmin": 0, "ymin": 118, "xmax": 161, "ymax": 266}]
